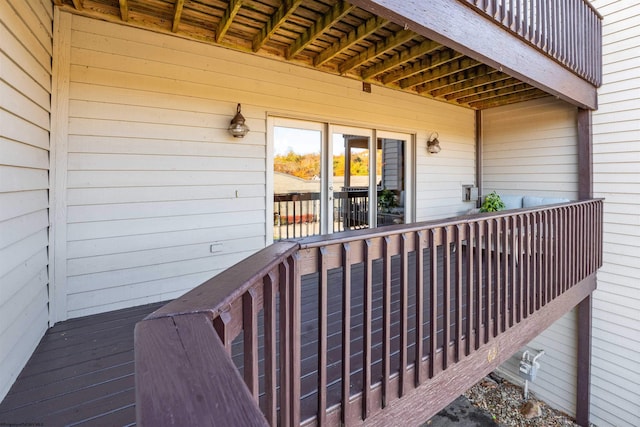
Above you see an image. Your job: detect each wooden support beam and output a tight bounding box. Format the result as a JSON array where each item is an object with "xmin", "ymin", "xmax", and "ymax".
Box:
[
  {"xmin": 253, "ymin": 0, "xmax": 304, "ymax": 52},
  {"xmin": 442, "ymin": 75, "xmax": 516, "ymax": 101},
  {"xmin": 456, "ymin": 82, "xmax": 532, "ymax": 105},
  {"xmin": 53, "ymin": 0, "xmax": 63, "ymax": 6},
  {"xmin": 172, "ymin": 0, "xmax": 185, "ymax": 33},
  {"xmin": 314, "ymin": 16, "xmax": 387, "ymax": 67},
  {"xmin": 71, "ymin": 0, "xmax": 83, "ymax": 10},
  {"xmin": 576, "ymin": 295, "xmax": 592, "ymax": 427},
  {"xmin": 475, "ymin": 110, "xmax": 483, "ymax": 207},
  {"xmin": 350, "ymin": 0, "xmax": 598, "ymax": 109},
  {"xmin": 217, "ymin": 0, "xmax": 243, "ymax": 43},
  {"xmin": 400, "ymin": 57, "xmax": 479, "ymax": 89},
  {"xmin": 118, "ymin": 0, "xmax": 129, "ymax": 21},
  {"xmin": 468, "ymin": 89, "xmax": 548, "ymax": 109},
  {"xmin": 577, "ymin": 108, "xmax": 593, "ymax": 200},
  {"xmin": 339, "ymin": 29, "xmax": 414, "ymax": 74},
  {"xmin": 361, "ymin": 39, "xmax": 441, "ymax": 80},
  {"xmin": 382, "ymin": 49, "xmax": 461, "ymax": 84},
  {"xmin": 287, "ymin": 1, "xmax": 356, "ymax": 59},
  {"xmin": 416, "ymin": 66, "xmax": 489, "ymax": 94}
]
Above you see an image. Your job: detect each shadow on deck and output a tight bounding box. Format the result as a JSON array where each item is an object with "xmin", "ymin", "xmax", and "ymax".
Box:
[{"xmin": 0, "ymin": 302, "xmax": 165, "ymax": 426}]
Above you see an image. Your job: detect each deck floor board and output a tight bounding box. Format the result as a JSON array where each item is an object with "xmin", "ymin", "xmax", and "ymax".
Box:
[{"xmin": 0, "ymin": 302, "xmax": 164, "ymax": 426}]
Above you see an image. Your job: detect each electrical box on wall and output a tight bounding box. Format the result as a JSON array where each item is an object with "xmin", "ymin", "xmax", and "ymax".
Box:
[{"xmin": 462, "ymin": 185, "xmax": 478, "ymax": 202}]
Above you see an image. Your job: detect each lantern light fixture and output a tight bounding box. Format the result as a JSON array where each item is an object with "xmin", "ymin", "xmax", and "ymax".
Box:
[
  {"xmin": 427, "ymin": 132, "xmax": 441, "ymax": 154},
  {"xmin": 228, "ymin": 103, "xmax": 250, "ymax": 138}
]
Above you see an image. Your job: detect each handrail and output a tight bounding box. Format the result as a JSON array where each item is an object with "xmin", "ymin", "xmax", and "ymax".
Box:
[
  {"xmin": 136, "ymin": 199, "xmax": 603, "ymax": 426},
  {"xmin": 458, "ymin": 0, "xmax": 603, "ymax": 87}
]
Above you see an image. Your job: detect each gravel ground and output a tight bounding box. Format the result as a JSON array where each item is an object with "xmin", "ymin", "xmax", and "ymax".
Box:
[{"xmin": 463, "ymin": 373, "xmax": 592, "ymax": 427}]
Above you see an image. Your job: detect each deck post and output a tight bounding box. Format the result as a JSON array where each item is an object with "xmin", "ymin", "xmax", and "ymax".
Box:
[
  {"xmin": 576, "ymin": 107, "xmax": 593, "ymax": 426},
  {"xmin": 475, "ymin": 110, "xmax": 483, "ymax": 208}
]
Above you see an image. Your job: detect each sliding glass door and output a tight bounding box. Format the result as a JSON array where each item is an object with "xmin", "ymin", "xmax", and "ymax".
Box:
[{"xmin": 270, "ymin": 119, "xmax": 412, "ymax": 242}]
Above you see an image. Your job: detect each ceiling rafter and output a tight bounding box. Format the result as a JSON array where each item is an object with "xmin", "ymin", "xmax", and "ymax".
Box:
[
  {"xmin": 446, "ymin": 77, "xmax": 521, "ymax": 101},
  {"xmin": 382, "ymin": 49, "xmax": 462, "ymax": 85},
  {"xmin": 469, "ymin": 89, "xmax": 548, "ymax": 109},
  {"xmin": 287, "ymin": 2, "xmax": 356, "ymax": 59},
  {"xmin": 172, "ymin": 0, "xmax": 185, "ymax": 33},
  {"xmin": 339, "ymin": 29, "xmax": 414, "ymax": 74},
  {"xmin": 414, "ymin": 67, "xmax": 485, "ymax": 94},
  {"xmin": 216, "ymin": 0, "xmax": 244, "ymax": 43},
  {"xmin": 361, "ymin": 39, "xmax": 441, "ymax": 80},
  {"xmin": 253, "ymin": 0, "xmax": 305, "ymax": 52},
  {"xmin": 118, "ymin": 0, "xmax": 129, "ymax": 21},
  {"xmin": 71, "ymin": 0, "xmax": 83, "ymax": 10},
  {"xmin": 402, "ymin": 58, "xmax": 480, "ymax": 90},
  {"xmin": 313, "ymin": 15, "xmax": 387, "ymax": 67},
  {"xmin": 457, "ymin": 82, "xmax": 531, "ymax": 105},
  {"xmin": 53, "ymin": 0, "xmax": 63, "ymax": 5},
  {"xmin": 428, "ymin": 70, "xmax": 505, "ymax": 98}
]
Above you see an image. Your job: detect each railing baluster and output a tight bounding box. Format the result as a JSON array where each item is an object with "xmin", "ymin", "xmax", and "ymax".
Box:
[
  {"xmin": 341, "ymin": 243, "xmax": 352, "ymax": 423},
  {"xmin": 243, "ymin": 287, "xmax": 260, "ymax": 400},
  {"xmin": 492, "ymin": 218, "xmax": 500, "ymax": 338},
  {"xmin": 455, "ymin": 225, "xmax": 463, "ymax": 362},
  {"xmin": 278, "ymin": 260, "xmax": 291, "ymax": 427},
  {"xmin": 263, "ymin": 272, "xmax": 277, "ymax": 425},
  {"xmin": 399, "ymin": 234, "xmax": 409, "ymax": 396},
  {"xmin": 475, "ymin": 221, "xmax": 483, "ymax": 349},
  {"xmin": 543, "ymin": 210, "xmax": 551, "ymax": 305},
  {"xmin": 509, "ymin": 215, "xmax": 517, "ymax": 328},
  {"xmin": 442, "ymin": 227, "xmax": 451, "ymax": 370},
  {"xmin": 500, "ymin": 216, "xmax": 508, "ymax": 332},
  {"xmin": 465, "ymin": 223, "xmax": 474, "ymax": 355},
  {"xmin": 213, "ymin": 311, "xmax": 233, "ymax": 351},
  {"xmin": 516, "ymin": 214, "xmax": 524, "ymax": 323},
  {"xmin": 429, "ymin": 228, "xmax": 439, "ymax": 377},
  {"xmin": 291, "ymin": 254, "xmax": 301, "ymax": 427},
  {"xmin": 317, "ymin": 247, "xmax": 328, "ymax": 425},
  {"xmin": 415, "ymin": 231, "xmax": 425, "ymax": 383},
  {"xmin": 382, "ymin": 236, "xmax": 392, "ymax": 404},
  {"xmin": 362, "ymin": 239, "xmax": 373, "ymax": 419}
]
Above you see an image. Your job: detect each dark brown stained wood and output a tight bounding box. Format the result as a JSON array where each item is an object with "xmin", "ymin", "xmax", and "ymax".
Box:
[
  {"xmin": 263, "ymin": 273, "xmax": 278, "ymax": 425},
  {"xmin": 135, "ymin": 314, "xmax": 268, "ymax": 426},
  {"xmin": 279, "ymin": 259, "xmax": 292, "ymax": 427},
  {"xmin": 578, "ymin": 108, "xmax": 594, "ymax": 199},
  {"xmin": 0, "ymin": 302, "xmax": 164, "ymax": 426},
  {"xmin": 414, "ymin": 231, "xmax": 425, "ymax": 385},
  {"xmin": 576, "ymin": 294, "xmax": 592, "ymax": 427},
  {"xmin": 358, "ymin": 273, "xmax": 597, "ymax": 427},
  {"xmin": 362, "ymin": 239, "xmax": 374, "ymax": 418},
  {"xmin": 317, "ymin": 247, "xmax": 329, "ymax": 425},
  {"xmin": 428, "ymin": 229, "xmax": 438, "ymax": 378},
  {"xmin": 243, "ymin": 287, "xmax": 260, "ymax": 399},
  {"xmin": 382, "ymin": 236, "xmax": 392, "ymax": 406},
  {"xmin": 350, "ymin": 0, "xmax": 598, "ymax": 109},
  {"xmin": 291, "ymin": 253, "xmax": 302, "ymax": 427},
  {"xmin": 341, "ymin": 243, "xmax": 352, "ymax": 422}
]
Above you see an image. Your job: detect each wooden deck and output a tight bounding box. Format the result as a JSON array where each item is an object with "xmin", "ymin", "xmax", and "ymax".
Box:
[{"xmin": 0, "ymin": 302, "xmax": 165, "ymax": 427}]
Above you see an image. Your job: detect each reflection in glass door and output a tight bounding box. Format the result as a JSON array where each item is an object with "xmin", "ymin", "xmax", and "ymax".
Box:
[
  {"xmin": 272, "ymin": 123, "xmax": 323, "ymax": 241},
  {"xmin": 271, "ymin": 120, "xmax": 411, "ymax": 241}
]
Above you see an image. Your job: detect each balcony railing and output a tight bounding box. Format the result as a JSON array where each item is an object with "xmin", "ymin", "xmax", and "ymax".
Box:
[
  {"xmin": 459, "ymin": 0, "xmax": 603, "ymax": 87},
  {"xmin": 136, "ymin": 199, "xmax": 603, "ymax": 426}
]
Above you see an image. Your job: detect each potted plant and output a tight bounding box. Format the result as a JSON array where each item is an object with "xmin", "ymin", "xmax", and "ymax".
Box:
[
  {"xmin": 377, "ymin": 188, "xmax": 398, "ymax": 213},
  {"xmin": 480, "ymin": 191, "xmax": 506, "ymax": 212}
]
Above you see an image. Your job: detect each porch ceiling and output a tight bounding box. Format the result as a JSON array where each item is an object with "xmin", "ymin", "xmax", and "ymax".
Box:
[{"xmin": 54, "ymin": 0, "xmax": 552, "ymax": 110}]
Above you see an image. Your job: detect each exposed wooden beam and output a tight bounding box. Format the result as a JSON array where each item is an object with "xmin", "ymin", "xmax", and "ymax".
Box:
[
  {"xmin": 416, "ymin": 66, "xmax": 488, "ymax": 94},
  {"xmin": 576, "ymin": 295, "xmax": 592, "ymax": 427},
  {"xmin": 216, "ymin": 0, "xmax": 244, "ymax": 43},
  {"xmin": 313, "ymin": 16, "xmax": 387, "ymax": 67},
  {"xmin": 400, "ymin": 57, "xmax": 479, "ymax": 89},
  {"xmin": 71, "ymin": 0, "xmax": 83, "ymax": 10},
  {"xmin": 457, "ymin": 83, "xmax": 532, "ymax": 105},
  {"xmin": 172, "ymin": 0, "xmax": 185, "ymax": 33},
  {"xmin": 577, "ymin": 108, "xmax": 593, "ymax": 200},
  {"xmin": 119, "ymin": 0, "xmax": 129, "ymax": 22},
  {"xmin": 382, "ymin": 49, "xmax": 461, "ymax": 85},
  {"xmin": 53, "ymin": 0, "xmax": 63, "ymax": 6},
  {"xmin": 450, "ymin": 78, "xmax": 524, "ymax": 103},
  {"xmin": 350, "ymin": 0, "xmax": 598, "ymax": 109},
  {"xmin": 339, "ymin": 29, "xmax": 414, "ymax": 74},
  {"xmin": 287, "ymin": 2, "xmax": 356, "ymax": 59},
  {"xmin": 361, "ymin": 39, "xmax": 441, "ymax": 80},
  {"xmin": 429, "ymin": 70, "xmax": 505, "ymax": 98},
  {"xmin": 468, "ymin": 89, "xmax": 548, "ymax": 109},
  {"xmin": 253, "ymin": 0, "xmax": 304, "ymax": 52}
]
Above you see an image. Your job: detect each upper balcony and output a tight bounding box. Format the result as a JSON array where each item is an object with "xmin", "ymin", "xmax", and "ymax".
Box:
[{"xmin": 53, "ymin": 0, "xmax": 601, "ymax": 110}]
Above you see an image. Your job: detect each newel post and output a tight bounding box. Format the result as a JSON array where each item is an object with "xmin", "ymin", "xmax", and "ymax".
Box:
[{"xmin": 576, "ymin": 108, "xmax": 593, "ymax": 426}]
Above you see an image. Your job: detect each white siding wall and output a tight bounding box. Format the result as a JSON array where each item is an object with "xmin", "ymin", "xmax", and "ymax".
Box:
[
  {"xmin": 482, "ymin": 97, "xmax": 580, "ymax": 416},
  {"xmin": 0, "ymin": 0, "xmax": 52, "ymax": 401},
  {"xmin": 590, "ymin": 1, "xmax": 640, "ymax": 426},
  {"xmin": 57, "ymin": 13, "xmax": 475, "ymax": 319}
]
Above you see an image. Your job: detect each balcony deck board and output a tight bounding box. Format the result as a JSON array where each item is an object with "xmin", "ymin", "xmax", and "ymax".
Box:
[{"xmin": 0, "ymin": 302, "xmax": 165, "ymax": 426}]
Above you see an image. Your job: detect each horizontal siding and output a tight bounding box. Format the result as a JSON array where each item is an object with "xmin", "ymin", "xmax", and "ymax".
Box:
[
  {"xmin": 63, "ymin": 13, "xmax": 475, "ymax": 317},
  {"xmin": 590, "ymin": 1, "xmax": 640, "ymax": 425},
  {"xmin": 482, "ymin": 97, "xmax": 580, "ymax": 416},
  {"xmin": 0, "ymin": 0, "xmax": 52, "ymax": 401}
]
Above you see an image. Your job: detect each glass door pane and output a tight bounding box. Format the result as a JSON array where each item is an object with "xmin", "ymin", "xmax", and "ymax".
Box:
[
  {"xmin": 376, "ymin": 138, "xmax": 406, "ymax": 226},
  {"xmin": 331, "ymin": 129, "xmax": 374, "ymax": 232},
  {"xmin": 273, "ymin": 125, "xmax": 322, "ymax": 241}
]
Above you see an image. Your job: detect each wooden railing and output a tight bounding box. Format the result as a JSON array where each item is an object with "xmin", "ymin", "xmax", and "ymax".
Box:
[
  {"xmin": 136, "ymin": 199, "xmax": 603, "ymax": 426},
  {"xmin": 459, "ymin": 0, "xmax": 603, "ymax": 87}
]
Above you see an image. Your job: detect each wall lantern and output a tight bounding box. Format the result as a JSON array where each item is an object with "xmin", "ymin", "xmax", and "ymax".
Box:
[
  {"xmin": 427, "ymin": 132, "xmax": 442, "ymax": 154},
  {"xmin": 228, "ymin": 103, "xmax": 250, "ymax": 138}
]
